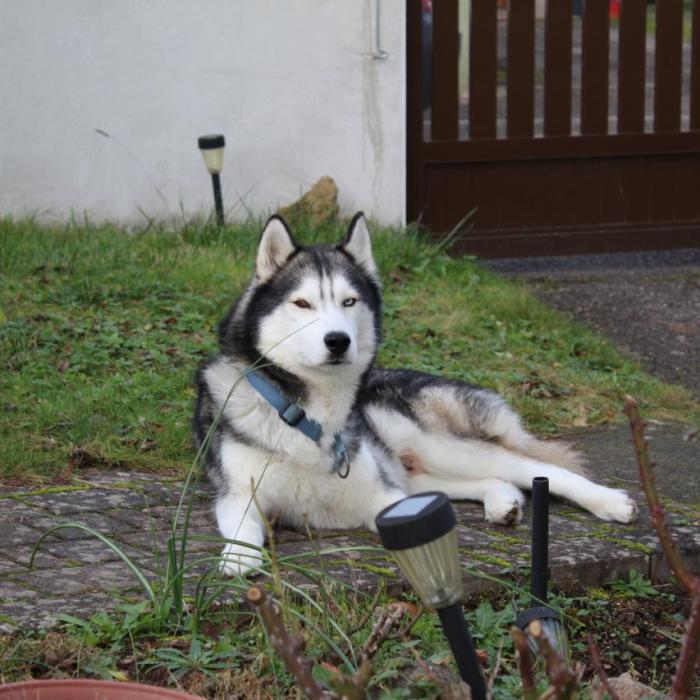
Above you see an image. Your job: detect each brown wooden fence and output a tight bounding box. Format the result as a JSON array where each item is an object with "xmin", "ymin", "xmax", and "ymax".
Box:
[{"xmin": 407, "ymin": 0, "xmax": 700, "ymax": 257}]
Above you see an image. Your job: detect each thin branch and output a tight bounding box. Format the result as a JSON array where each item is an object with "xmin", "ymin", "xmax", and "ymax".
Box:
[
  {"xmin": 347, "ymin": 587, "xmax": 383, "ymax": 636},
  {"xmin": 589, "ymin": 679, "xmax": 605, "ymax": 700},
  {"xmin": 587, "ymin": 634, "xmax": 620, "ymax": 700},
  {"xmin": 246, "ymin": 586, "xmax": 329, "ymax": 700},
  {"xmin": 326, "ymin": 658, "xmax": 372, "ymax": 700},
  {"xmin": 624, "ymin": 396, "xmax": 697, "ymax": 594},
  {"xmin": 359, "ymin": 604, "xmax": 406, "ymax": 661},
  {"xmin": 530, "ymin": 619, "xmax": 580, "ymax": 700},
  {"xmin": 624, "ymin": 396, "xmax": 700, "ymax": 700},
  {"xmin": 671, "ymin": 592, "xmax": 700, "ymax": 700},
  {"xmin": 510, "ymin": 626, "xmax": 538, "ymax": 700}
]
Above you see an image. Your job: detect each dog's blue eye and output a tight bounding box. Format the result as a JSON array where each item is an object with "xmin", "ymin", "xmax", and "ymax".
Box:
[
  {"xmin": 343, "ymin": 298, "xmax": 357, "ymax": 308},
  {"xmin": 293, "ymin": 299, "xmax": 311, "ymax": 309}
]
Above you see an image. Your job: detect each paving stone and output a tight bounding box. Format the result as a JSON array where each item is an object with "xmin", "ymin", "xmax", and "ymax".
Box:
[
  {"xmin": 27, "ymin": 511, "xmax": 142, "ymax": 540},
  {"xmin": 73, "ymin": 471, "xmax": 172, "ymax": 487},
  {"xmin": 0, "ymin": 523, "xmax": 48, "ymax": 548},
  {"xmin": 21, "ymin": 488, "xmax": 153, "ymax": 515},
  {"xmin": 115, "ymin": 528, "xmax": 177, "ymax": 552},
  {"xmin": 139, "ymin": 504, "xmax": 214, "ymax": 530},
  {"xmin": 0, "ymin": 439, "xmax": 699, "ymax": 633},
  {"xmin": 0, "ymin": 559, "xmax": 26, "ymax": 576},
  {"xmin": 5, "ymin": 546, "xmax": 63, "ymax": 570},
  {"xmin": 0, "ymin": 498, "xmax": 47, "ymax": 524},
  {"xmin": 14, "ymin": 562, "xmax": 152, "ymax": 597},
  {"xmin": 21, "ymin": 539, "xmax": 147, "ymax": 568},
  {"xmin": 0, "ymin": 580, "xmax": 39, "ymax": 602},
  {"xmin": 0, "ymin": 592, "xmax": 122, "ymax": 633}
]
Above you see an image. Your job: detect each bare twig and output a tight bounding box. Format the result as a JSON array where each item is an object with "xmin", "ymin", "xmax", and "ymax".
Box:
[
  {"xmin": 510, "ymin": 627, "xmax": 538, "ymax": 700},
  {"xmin": 248, "ymin": 585, "xmax": 373, "ymax": 699},
  {"xmin": 346, "ymin": 587, "xmax": 383, "ymax": 636},
  {"xmin": 589, "ymin": 679, "xmax": 605, "ymax": 700},
  {"xmin": 325, "ymin": 658, "xmax": 372, "ymax": 700},
  {"xmin": 246, "ymin": 586, "xmax": 329, "ymax": 699},
  {"xmin": 530, "ymin": 619, "xmax": 580, "ymax": 700},
  {"xmin": 359, "ymin": 604, "xmax": 406, "ymax": 661},
  {"xmin": 488, "ymin": 639, "xmax": 505, "ymax": 696},
  {"xmin": 671, "ymin": 592, "xmax": 700, "ymax": 700},
  {"xmin": 587, "ymin": 634, "xmax": 620, "ymax": 700},
  {"xmin": 623, "ymin": 396, "xmax": 697, "ymax": 594},
  {"xmin": 624, "ymin": 396, "xmax": 700, "ymax": 700}
]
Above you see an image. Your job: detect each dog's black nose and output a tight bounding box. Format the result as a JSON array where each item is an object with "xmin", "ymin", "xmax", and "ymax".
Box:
[{"xmin": 324, "ymin": 331, "xmax": 351, "ymax": 356}]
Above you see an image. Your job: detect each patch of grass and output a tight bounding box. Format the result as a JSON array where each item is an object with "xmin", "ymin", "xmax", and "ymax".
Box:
[
  {"xmin": 1, "ymin": 569, "xmax": 688, "ymax": 697},
  {"xmin": 1, "ymin": 214, "xmax": 697, "ymax": 479}
]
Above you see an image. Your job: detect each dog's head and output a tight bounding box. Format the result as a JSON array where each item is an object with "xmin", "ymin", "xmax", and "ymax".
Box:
[{"xmin": 222, "ymin": 213, "xmax": 382, "ymax": 381}]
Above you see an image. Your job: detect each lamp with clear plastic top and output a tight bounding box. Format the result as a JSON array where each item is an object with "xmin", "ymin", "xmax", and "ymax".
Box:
[{"xmin": 376, "ymin": 492, "xmax": 487, "ymax": 700}]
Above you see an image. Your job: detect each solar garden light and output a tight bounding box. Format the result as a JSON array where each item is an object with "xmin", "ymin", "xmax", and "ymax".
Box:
[
  {"xmin": 197, "ymin": 134, "xmax": 225, "ymax": 225},
  {"xmin": 376, "ymin": 492, "xmax": 487, "ymax": 700},
  {"xmin": 515, "ymin": 477, "xmax": 569, "ymax": 659}
]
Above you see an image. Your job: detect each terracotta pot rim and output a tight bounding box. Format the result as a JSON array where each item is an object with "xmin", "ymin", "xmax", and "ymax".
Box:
[{"xmin": 0, "ymin": 678, "xmax": 202, "ymax": 699}]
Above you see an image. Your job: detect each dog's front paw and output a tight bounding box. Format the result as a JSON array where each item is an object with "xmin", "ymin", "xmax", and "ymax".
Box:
[
  {"xmin": 590, "ymin": 489, "xmax": 638, "ymax": 523},
  {"xmin": 219, "ymin": 543, "xmax": 264, "ymax": 577},
  {"xmin": 484, "ymin": 487, "xmax": 525, "ymax": 526}
]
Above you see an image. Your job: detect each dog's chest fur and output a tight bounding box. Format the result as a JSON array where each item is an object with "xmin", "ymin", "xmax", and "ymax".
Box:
[{"xmin": 201, "ymin": 356, "xmax": 400, "ymax": 529}]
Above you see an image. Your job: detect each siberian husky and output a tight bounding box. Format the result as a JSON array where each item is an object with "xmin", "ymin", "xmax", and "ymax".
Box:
[{"xmin": 194, "ymin": 214, "xmax": 637, "ymax": 575}]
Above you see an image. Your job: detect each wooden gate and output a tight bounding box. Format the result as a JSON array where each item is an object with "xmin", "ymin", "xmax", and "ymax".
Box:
[{"xmin": 407, "ymin": 0, "xmax": 700, "ymax": 257}]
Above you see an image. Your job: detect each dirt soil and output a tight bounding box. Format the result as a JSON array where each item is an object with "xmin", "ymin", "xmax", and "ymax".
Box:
[
  {"xmin": 1, "ymin": 583, "xmax": 690, "ymax": 697},
  {"xmin": 486, "ymin": 249, "xmax": 700, "ymax": 400},
  {"xmin": 567, "ymin": 584, "xmax": 691, "ymax": 692}
]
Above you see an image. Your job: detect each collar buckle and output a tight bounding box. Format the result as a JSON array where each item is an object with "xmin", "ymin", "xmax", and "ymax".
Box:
[{"xmin": 279, "ymin": 402, "xmax": 306, "ymax": 427}]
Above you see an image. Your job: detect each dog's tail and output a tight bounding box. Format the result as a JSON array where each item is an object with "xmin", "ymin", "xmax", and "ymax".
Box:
[{"xmin": 518, "ymin": 436, "xmax": 588, "ymax": 475}]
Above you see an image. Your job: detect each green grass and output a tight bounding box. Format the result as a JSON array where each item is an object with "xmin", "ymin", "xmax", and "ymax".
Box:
[
  {"xmin": 0, "ymin": 564, "xmax": 687, "ymax": 697},
  {"xmin": 1, "ymin": 215, "xmax": 697, "ymax": 480}
]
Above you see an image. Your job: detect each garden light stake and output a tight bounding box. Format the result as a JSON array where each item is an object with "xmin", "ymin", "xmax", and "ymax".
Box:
[
  {"xmin": 376, "ymin": 492, "xmax": 487, "ymax": 700},
  {"xmin": 197, "ymin": 134, "xmax": 225, "ymax": 226},
  {"xmin": 516, "ymin": 476, "xmax": 569, "ymax": 659}
]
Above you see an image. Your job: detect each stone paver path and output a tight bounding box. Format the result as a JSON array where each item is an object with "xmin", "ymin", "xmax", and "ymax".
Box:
[{"xmin": 1, "ymin": 421, "xmax": 699, "ymax": 634}]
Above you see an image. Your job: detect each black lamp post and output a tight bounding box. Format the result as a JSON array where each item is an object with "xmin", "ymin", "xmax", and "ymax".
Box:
[
  {"xmin": 376, "ymin": 492, "xmax": 487, "ymax": 700},
  {"xmin": 516, "ymin": 477, "xmax": 569, "ymax": 659},
  {"xmin": 198, "ymin": 134, "xmax": 225, "ymax": 225}
]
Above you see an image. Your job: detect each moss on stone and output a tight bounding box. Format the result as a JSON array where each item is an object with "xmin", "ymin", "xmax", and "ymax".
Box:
[
  {"xmin": 5, "ymin": 484, "xmax": 90, "ymax": 499},
  {"xmin": 465, "ymin": 551, "xmax": 512, "ymax": 569}
]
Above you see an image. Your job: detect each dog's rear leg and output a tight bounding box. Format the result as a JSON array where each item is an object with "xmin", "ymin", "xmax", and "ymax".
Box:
[
  {"xmin": 216, "ymin": 492, "xmax": 266, "ymax": 577},
  {"xmin": 407, "ymin": 474, "xmax": 525, "ymax": 526},
  {"xmin": 411, "ymin": 435, "xmax": 637, "ymax": 523}
]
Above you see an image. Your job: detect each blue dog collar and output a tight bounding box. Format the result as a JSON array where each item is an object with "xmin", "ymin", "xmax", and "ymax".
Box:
[{"xmin": 245, "ymin": 369, "xmax": 350, "ymax": 478}]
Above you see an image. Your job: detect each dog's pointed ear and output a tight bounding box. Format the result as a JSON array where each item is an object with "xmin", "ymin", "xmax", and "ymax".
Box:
[
  {"xmin": 256, "ymin": 216, "xmax": 297, "ymax": 282},
  {"xmin": 339, "ymin": 212, "xmax": 378, "ymax": 279}
]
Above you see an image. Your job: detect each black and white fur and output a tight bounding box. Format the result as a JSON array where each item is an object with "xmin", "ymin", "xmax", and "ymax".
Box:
[{"xmin": 194, "ymin": 214, "xmax": 637, "ymax": 576}]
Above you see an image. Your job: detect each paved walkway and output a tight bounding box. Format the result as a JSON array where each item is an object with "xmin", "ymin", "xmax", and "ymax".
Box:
[
  {"xmin": 2, "ymin": 421, "xmax": 699, "ymax": 634},
  {"xmin": 487, "ymin": 249, "xmax": 700, "ymax": 399}
]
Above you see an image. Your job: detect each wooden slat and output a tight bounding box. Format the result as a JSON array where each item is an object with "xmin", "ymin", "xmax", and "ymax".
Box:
[
  {"xmin": 406, "ymin": 0, "xmax": 425, "ymax": 221},
  {"xmin": 692, "ymin": 0, "xmax": 700, "ymax": 130},
  {"xmin": 469, "ymin": 0, "xmax": 497, "ymax": 139},
  {"xmin": 422, "ymin": 131, "xmax": 700, "ymax": 163},
  {"xmin": 448, "ymin": 224, "xmax": 700, "ymax": 258},
  {"xmin": 507, "ymin": 0, "xmax": 535, "ymax": 138},
  {"xmin": 581, "ymin": 0, "xmax": 609, "ymax": 135},
  {"xmin": 544, "ymin": 0, "xmax": 572, "ymax": 136},
  {"xmin": 431, "ymin": 0, "xmax": 459, "ymax": 141},
  {"xmin": 655, "ymin": 0, "xmax": 683, "ymax": 132},
  {"xmin": 618, "ymin": 0, "xmax": 647, "ymax": 133}
]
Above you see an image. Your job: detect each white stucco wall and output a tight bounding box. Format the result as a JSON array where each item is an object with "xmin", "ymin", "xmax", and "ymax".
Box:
[{"xmin": 0, "ymin": 1, "xmax": 406, "ymax": 226}]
